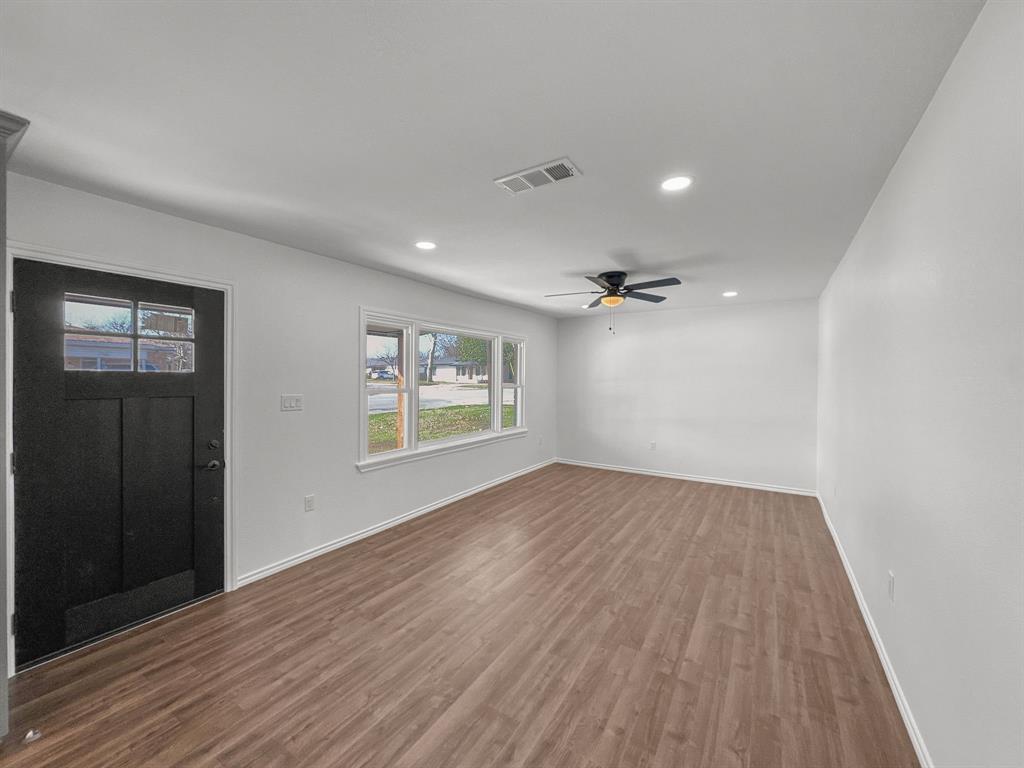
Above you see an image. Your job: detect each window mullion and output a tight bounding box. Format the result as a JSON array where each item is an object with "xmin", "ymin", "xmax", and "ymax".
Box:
[
  {"xmin": 408, "ymin": 322, "xmax": 419, "ymax": 452},
  {"xmin": 360, "ymin": 310, "xmax": 368, "ymax": 463},
  {"xmin": 491, "ymin": 336, "xmax": 500, "ymax": 432},
  {"xmin": 131, "ymin": 301, "xmax": 139, "ymax": 370},
  {"xmin": 518, "ymin": 342, "xmax": 525, "ymax": 428}
]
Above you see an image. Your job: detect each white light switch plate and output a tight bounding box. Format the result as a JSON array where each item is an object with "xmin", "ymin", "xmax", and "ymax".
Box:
[{"xmin": 280, "ymin": 394, "xmax": 304, "ymax": 412}]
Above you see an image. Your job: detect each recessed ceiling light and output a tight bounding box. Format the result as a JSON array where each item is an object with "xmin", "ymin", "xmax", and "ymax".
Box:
[
  {"xmin": 660, "ymin": 176, "xmax": 693, "ymax": 192},
  {"xmin": 415, "ymin": 241, "xmax": 437, "ymax": 250},
  {"xmin": 722, "ymin": 291, "xmax": 738, "ymax": 298}
]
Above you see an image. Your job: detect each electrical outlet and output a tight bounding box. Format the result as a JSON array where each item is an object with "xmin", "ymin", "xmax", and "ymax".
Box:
[
  {"xmin": 888, "ymin": 570, "xmax": 895, "ymax": 606},
  {"xmin": 649, "ymin": 441, "xmax": 657, "ymax": 450},
  {"xmin": 304, "ymin": 494, "xmax": 315, "ymax": 513},
  {"xmin": 280, "ymin": 394, "xmax": 304, "ymax": 412}
]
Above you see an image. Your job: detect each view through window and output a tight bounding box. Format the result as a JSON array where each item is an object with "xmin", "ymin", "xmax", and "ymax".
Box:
[
  {"xmin": 63, "ymin": 294, "xmax": 195, "ymax": 372},
  {"xmin": 363, "ymin": 313, "xmax": 525, "ymax": 462},
  {"xmin": 366, "ymin": 324, "xmax": 408, "ymax": 455},
  {"xmin": 418, "ymin": 330, "xmax": 491, "ymax": 444},
  {"xmin": 502, "ymin": 340, "xmax": 524, "ymax": 428}
]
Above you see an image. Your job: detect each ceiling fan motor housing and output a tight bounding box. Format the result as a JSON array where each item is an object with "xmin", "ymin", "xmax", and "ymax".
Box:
[{"xmin": 598, "ymin": 271, "xmax": 628, "ymax": 289}]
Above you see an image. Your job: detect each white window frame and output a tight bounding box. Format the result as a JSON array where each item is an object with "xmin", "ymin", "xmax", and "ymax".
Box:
[
  {"xmin": 358, "ymin": 308, "xmax": 528, "ymax": 471},
  {"xmin": 500, "ymin": 336, "xmax": 526, "ymax": 431}
]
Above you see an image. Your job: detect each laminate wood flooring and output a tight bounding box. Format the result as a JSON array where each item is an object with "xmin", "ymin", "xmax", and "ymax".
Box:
[{"xmin": 0, "ymin": 463, "xmax": 918, "ymax": 767}]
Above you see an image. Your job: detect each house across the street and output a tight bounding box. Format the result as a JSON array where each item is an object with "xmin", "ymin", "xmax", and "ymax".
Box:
[
  {"xmin": 367, "ymin": 355, "xmax": 487, "ymax": 383},
  {"xmin": 421, "ymin": 356, "xmax": 487, "ymax": 383}
]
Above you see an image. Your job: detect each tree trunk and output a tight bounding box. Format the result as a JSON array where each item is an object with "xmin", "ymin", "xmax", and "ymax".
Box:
[{"xmin": 426, "ymin": 334, "xmax": 437, "ymax": 383}]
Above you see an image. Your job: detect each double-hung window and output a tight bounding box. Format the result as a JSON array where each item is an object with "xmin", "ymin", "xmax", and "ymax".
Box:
[
  {"xmin": 365, "ymin": 321, "xmax": 411, "ymax": 455},
  {"xmin": 360, "ymin": 310, "xmax": 527, "ymax": 470},
  {"xmin": 501, "ymin": 339, "xmax": 525, "ymax": 429}
]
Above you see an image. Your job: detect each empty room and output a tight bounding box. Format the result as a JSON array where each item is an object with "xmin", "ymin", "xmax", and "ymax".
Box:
[{"xmin": 0, "ymin": 1, "xmax": 1020, "ymax": 766}]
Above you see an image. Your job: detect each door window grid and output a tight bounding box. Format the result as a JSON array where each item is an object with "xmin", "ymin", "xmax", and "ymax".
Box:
[{"xmin": 63, "ymin": 294, "xmax": 195, "ymax": 373}]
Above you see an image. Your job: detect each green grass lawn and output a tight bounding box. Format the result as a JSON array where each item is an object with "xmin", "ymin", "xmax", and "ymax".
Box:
[{"xmin": 369, "ymin": 404, "xmax": 516, "ymax": 454}]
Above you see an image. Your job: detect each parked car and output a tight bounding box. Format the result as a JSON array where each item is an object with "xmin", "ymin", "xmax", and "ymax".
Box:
[{"xmin": 372, "ymin": 370, "xmax": 396, "ymax": 380}]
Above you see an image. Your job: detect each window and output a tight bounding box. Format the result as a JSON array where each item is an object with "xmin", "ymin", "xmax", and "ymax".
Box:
[
  {"xmin": 138, "ymin": 338, "xmax": 195, "ymax": 372},
  {"xmin": 360, "ymin": 310, "xmax": 526, "ymax": 469},
  {"xmin": 418, "ymin": 330, "xmax": 490, "ymax": 444},
  {"xmin": 365, "ymin": 322, "xmax": 410, "ymax": 455},
  {"xmin": 63, "ymin": 294, "xmax": 196, "ymax": 373},
  {"xmin": 64, "ymin": 334, "xmax": 133, "ymax": 371},
  {"xmin": 137, "ymin": 302, "xmax": 194, "ymax": 372},
  {"xmin": 138, "ymin": 302, "xmax": 194, "ymax": 337},
  {"xmin": 502, "ymin": 339, "xmax": 525, "ymax": 429},
  {"xmin": 65, "ymin": 294, "xmax": 132, "ymax": 333}
]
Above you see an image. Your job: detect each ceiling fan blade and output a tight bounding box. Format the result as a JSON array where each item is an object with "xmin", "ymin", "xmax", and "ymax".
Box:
[
  {"xmin": 544, "ymin": 290, "xmax": 601, "ymax": 297},
  {"xmin": 586, "ymin": 296, "xmax": 604, "ymax": 308},
  {"xmin": 625, "ymin": 291, "xmax": 667, "ymax": 303},
  {"xmin": 586, "ymin": 275, "xmax": 612, "ymax": 290},
  {"xmin": 623, "ymin": 277, "xmax": 682, "ymax": 291}
]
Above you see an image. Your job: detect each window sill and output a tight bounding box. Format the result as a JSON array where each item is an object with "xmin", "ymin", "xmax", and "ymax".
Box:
[{"xmin": 356, "ymin": 428, "xmax": 528, "ymax": 472}]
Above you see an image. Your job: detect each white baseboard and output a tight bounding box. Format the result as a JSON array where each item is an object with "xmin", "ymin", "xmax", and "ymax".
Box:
[
  {"xmin": 817, "ymin": 495, "xmax": 932, "ymax": 768},
  {"xmin": 236, "ymin": 458, "xmax": 557, "ymax": 588},
  {"xmin": 555, "ymin": 458, "xmax": 816, "ymax": 496}
]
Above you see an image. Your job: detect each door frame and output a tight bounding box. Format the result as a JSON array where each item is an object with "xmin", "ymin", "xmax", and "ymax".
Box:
[{"xmin": 4, "ymin": 240, "xmax": 237, "ymax": 676}]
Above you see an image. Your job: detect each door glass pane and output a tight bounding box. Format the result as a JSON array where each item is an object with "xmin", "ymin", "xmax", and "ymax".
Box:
[
  {"xmin": 138, "ymin": 339, "xmax": 195, "ymax": 372},
  {"xmin": 418, "ymin": 330, "xmax": 491, "ymax": 443},
  {"xmin": 502, "ymin": 387, "xmax": 522, "ymax": 428},
  {"xmin": 64, "ymin": 294, "xmax": 133, "ymax": 334},
  {"xmin": 138, "ymin": 302, "xmax": 195, "ymax": 338},
  {"xmin": 64, "ymin": 334, "xmax": 134, "ymax": 371},
  {"xmin": 502, "ymin": 341, "xmax": 522, "ymax": 385}
]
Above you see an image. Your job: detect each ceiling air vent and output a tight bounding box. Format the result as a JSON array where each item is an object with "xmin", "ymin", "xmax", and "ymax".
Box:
[{"xmin": 495, "ymin": 157, "xmax": 581, "ymax": 195}]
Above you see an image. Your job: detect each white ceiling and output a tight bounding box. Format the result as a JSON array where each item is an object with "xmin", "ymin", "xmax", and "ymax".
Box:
[{"xmin": 0, "ymin": 1, "xmax": 981, "ymax": 316}]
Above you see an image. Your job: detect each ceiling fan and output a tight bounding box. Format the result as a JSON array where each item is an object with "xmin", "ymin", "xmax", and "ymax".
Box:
[{"xmin": 544, "ymin": 271, "xmax": 682, "ymax": 308}]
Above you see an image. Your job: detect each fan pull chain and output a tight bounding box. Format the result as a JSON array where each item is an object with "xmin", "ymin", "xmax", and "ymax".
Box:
[{"xmin": 608, "ymin": 306, "xmax": 615, "ymax": 334}]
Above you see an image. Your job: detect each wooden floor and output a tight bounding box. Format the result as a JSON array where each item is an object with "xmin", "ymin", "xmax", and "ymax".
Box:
[{"xmin": 0, "ymin": 464, "xmax": 917, "ymax": 767}]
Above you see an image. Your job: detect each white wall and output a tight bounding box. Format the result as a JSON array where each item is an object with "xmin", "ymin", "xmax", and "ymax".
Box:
[
  {"xmin": 817, "ymin": 3, "xmax": 1023, "ymax": 766},
  {"xmin": 6, "ymin": 173, "xmax": 558, "ymax": 582},
  {"xmin": 557, "ymin": 299, "xmax": 818, "ymax": 492}
]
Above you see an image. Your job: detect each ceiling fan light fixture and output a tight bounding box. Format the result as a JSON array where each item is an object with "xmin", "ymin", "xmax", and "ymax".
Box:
[{"xmin": 600, "ymin": 294, "xmax": 625, "ymax": 307}]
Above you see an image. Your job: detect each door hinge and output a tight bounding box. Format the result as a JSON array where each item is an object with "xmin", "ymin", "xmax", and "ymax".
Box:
[
  {"xmin": 9, "ymin": 452, "xmax": 14, "ymax": 475},
  {"xmin": 8, "ymin": 290, "xmax": 13, "ymax": 314},
  {"xmin": 10, "ymin": 613, "xmax": 16, "ymax": 637}
]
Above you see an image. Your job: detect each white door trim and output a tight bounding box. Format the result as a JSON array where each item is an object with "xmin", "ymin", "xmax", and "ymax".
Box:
[{"xmin": 4, "ymin": 240, "xmax": 238, "ymax": 676}]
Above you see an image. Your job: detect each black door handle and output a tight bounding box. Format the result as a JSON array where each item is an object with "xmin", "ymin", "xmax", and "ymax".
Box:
[{"xmin": 202, "ymin": 459, "xmax": 222, "ymax": 471}]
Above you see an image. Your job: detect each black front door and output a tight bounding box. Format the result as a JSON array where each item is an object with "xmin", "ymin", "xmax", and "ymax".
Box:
[{"xmin": 13, "ymin": 259, "xmax": 225, "ymax": 668}]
